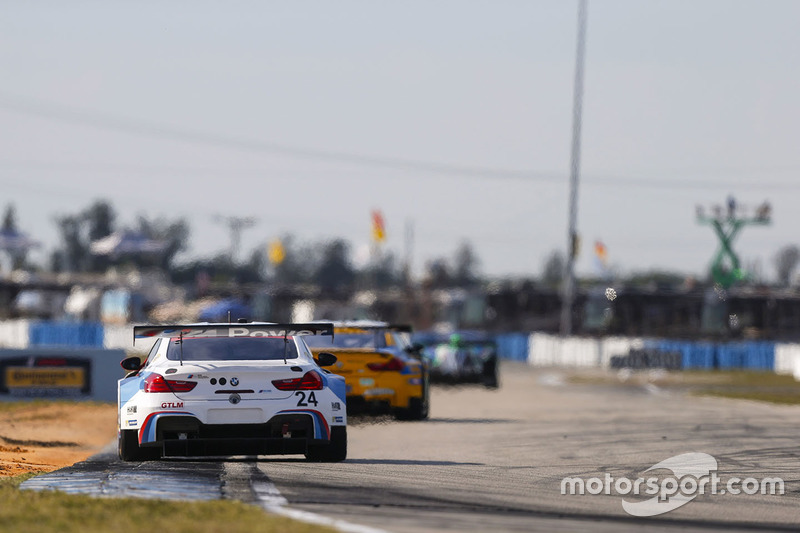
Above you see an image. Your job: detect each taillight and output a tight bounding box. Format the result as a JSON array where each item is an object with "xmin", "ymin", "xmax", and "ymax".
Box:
[
  {"xmin": 367, "ymin": 358, "xmax": 405, "ymax": 372},
  {"xmin": 143, "ymin": 374, "xmax": 197, "ymax": 393},
  {"xmin": 272, "ymin": 370, "xmax": 323, "ymax": 391}
]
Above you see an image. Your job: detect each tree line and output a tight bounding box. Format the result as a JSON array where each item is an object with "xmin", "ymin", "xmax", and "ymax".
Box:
[
  {"xmin": 4, "ymin": 199, "xmax": 800, "ymax": 289},
  {"xmin": 1, "ymin": 200, "xmax": 482, "ymax": 292}
]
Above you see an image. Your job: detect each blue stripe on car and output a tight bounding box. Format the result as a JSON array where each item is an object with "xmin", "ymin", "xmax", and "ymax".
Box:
[
  {"xmin": 326, "ymin": 374, "xmax": 347, "ymax": 403},
  {"xmin": 139, "ymin": 411, "xmax": 193, "ymax": 444},
  {"xmin": 118, "ymin": 377, "xmax": 140, "ymax": 404}
]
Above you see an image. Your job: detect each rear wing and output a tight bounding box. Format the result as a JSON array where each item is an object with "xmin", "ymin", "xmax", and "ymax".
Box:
[
  {"xmin": 133, "ymin": 323, "xmax": 334, "ymax": 344},
  {"xmin": 329, "ymin": 322, "xmax": 412, "ymax": 333}
]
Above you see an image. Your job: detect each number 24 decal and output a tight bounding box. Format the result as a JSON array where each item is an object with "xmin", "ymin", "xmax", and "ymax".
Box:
[{"xmin": 295, "ymin": 391, "xmax": 318, "ymax": 407}]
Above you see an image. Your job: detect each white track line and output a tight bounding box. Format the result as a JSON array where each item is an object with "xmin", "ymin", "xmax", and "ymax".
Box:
[
  {"xmin": 252, "ymin": 479, "xmax": 387, "ymax": 533},
  {"xmin": 222, "ymin": 462, "xmax": 387, "ymax": 533}
]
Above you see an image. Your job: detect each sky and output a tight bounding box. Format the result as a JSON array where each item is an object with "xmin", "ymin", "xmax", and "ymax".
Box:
[{"xmin": 1, "ymin": 1, "xmax": 799, "ymax": 281}]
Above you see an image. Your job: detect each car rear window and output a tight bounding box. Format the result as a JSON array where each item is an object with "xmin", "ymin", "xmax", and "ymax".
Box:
[
  {"xmin": 166, "ymin": 337, "xmax": 299, "ymax": 361},
  {"xmin": 304, "ymin": 332, "xmax": 386, "ymax": 349}
]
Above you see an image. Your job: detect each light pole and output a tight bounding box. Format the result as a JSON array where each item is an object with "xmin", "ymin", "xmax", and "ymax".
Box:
[
  {"xmin": 214, "ymin": 215, "xmax": 256, "ymax": 264},
  {"xmin": 560, "ymin": 0, "xmax": 588, "ymax": 337}
]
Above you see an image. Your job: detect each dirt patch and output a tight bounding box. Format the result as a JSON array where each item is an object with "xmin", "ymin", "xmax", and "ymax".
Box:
[
  {"xmin": 0, "ymin": 445, "xmax": 29, "ymax": 453},
  {"xmin": 0, "ymin": 435, "xmax": 80, "ymax": 447},
  {"xmin": 0, "ymin": 402, "xmax": 117, "ymax": 477}
]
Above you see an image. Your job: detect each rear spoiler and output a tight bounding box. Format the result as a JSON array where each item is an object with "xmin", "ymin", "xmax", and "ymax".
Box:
[
  {"xmin": 329, "ymin": 323, "xmax": 412, "ymax": 333},
  {"xmin": 133, "ymin": 323, "xmax": 334, "ymax": 344}
]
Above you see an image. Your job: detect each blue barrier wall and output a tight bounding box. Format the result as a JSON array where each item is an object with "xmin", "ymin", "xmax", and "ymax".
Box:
[
  {"xmin": 29, "ymin": 322, "xmax": 105, "ymax": 348},
  {"xmin": 646, "ymin": 340, "xmax": 775, "ymax": 370},
  {"xmin": 495, "ymin": 333, "xmax": 529, "ymax": 361},
  {"xmin": 648, "ymin": 340, "xmax": 715, "ymax": 369},
  {"xmin": 716, "ymin": 342, "xmax": 775, "ymax": 370}
]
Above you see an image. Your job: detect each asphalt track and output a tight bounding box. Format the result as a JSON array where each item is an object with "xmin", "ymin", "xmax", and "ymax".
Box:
[{"xmin": 22, "ymin": 363, "xmax": 800, "ymax": 532}]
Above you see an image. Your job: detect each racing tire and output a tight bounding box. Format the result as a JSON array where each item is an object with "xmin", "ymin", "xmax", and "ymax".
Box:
[
  {"xmin": 118, "ymin": 429, "xmax": 159, "ymax": 462},
  {"xmin": 483, "ymin": 376, "xmax": 499, "ymax": 389},
  {"xmin": 305, "ymin": 426, "xmax": 347, "ymax": 462},
  {"xmin": 482, "ymin": 358, "xmax": 499, "ymax": 389}
]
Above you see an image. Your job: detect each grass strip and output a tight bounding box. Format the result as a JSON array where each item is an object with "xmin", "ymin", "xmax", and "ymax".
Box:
[
  {"xmin": 568, "ymin": 369, "xmax": 800, "ymax": 405},
  {"xmin": 695, "ymin": 389, "xmax": 800, "ymax": 405},
  {"xmin": 0, "ymin": 475, "xmax": 335, "ymax": 533}
]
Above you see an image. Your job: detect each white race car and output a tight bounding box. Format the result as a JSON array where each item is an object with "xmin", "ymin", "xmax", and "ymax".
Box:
[{"xmin": 117, "ymin": 322, "xmax": 346, "ymax": 462}]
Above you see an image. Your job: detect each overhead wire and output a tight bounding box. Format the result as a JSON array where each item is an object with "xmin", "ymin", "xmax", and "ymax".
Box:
[{"xmin": 0, "ymin": 92, "xmax": 795, "ymax": 191}]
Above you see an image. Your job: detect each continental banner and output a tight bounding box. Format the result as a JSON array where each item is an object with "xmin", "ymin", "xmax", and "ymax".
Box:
[
  {"xmin": 6, "ymin": 367, "xmax": 86, "ymax": 388},
  {"xmin": 0, "ymin": 356, "xmax": 91, "ymax": 398}
]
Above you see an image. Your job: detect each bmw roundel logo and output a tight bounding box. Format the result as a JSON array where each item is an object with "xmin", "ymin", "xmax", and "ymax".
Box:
[
  {"xmin": 229, "ymin": 393, "xmax": 241, "ymax": 405},
  {"xmin": 230, "ymin": 377, "xmax": 239, "ymax": 386}
]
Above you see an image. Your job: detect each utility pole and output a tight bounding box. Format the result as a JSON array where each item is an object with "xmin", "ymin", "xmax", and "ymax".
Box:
[
  {"xmin": 403, "ymin": 218, "xmax": 414, "ymax": 287},
  {"xmin": 560, "ymin": 0, "xmax": 588, "ymax": 337},
  {"xmin": 214, "ymin": 215, "xmax": 256, "ymax": 263}
]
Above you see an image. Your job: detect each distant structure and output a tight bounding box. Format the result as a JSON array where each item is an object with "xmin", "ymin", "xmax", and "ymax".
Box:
[
  {"xmin": 90, "ymin": 230, "xmax": 168, "ymax": 258},
  {"xmin": 214, "ymin": 215, "xmax": 256, "ymax": 263},
  {"xmin": 696, "ymin": 196, "xmax": 771, "ymax": 288}
]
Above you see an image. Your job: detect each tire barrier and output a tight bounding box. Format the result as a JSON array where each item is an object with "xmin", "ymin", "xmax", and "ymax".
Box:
[{"xmin": 609, "ymin": 348, "xmax": 682, "ymax": 370}]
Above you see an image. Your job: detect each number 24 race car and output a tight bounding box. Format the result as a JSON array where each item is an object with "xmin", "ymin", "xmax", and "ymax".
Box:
[{"xmin": 117, "ymin": 322, "xmax": 347, "ymax": 462}]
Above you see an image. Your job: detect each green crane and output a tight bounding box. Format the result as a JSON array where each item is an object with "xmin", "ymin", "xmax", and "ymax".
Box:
[{"xmin": 696, "ymin": 197, "xmax": 771, "ymax": 288}]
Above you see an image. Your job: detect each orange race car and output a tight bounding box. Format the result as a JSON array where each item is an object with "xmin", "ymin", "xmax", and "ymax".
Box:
[{"xmin": 305, "ymin": 321, "xmax": 429, "ymax": 420}]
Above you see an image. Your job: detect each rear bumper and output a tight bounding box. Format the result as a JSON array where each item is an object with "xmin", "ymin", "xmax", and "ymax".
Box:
[
  {"xmin": 160, "ymin": 436, "xmax": 328, "ymax": 457},
  {"xmin": 140, "ymin": 411, "xmax": 335, "ymax": 456},
  {"xmin": 346, "ymin": 393, "xmax": 421, "ymax": 414},
  {"xmin": 346, "ymin": 395, "xmax": 393, "ymax": 415}
]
